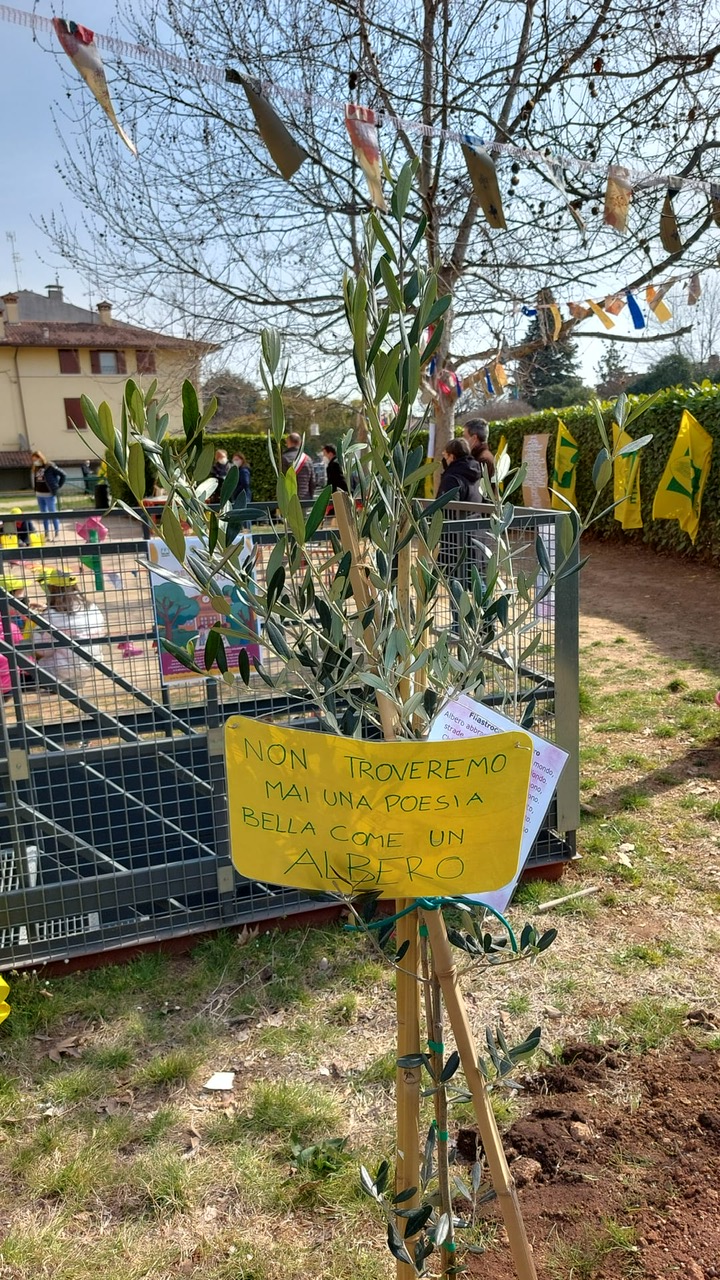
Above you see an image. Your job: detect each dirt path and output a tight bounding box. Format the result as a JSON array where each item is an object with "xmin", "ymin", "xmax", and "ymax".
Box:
[{"xmin": 579, "ymin": 537, "xmax": 720, "ymax": 670}]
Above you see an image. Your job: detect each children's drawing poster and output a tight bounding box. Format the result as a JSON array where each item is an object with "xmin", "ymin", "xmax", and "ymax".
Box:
[{"xmin": 148, "ymin": 537, "xmax": 260, "ymax": 683}]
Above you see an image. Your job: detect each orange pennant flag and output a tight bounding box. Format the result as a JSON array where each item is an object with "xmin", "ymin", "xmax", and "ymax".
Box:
[{"xmin": 646, "ymin": 286, "xmax": 672, "ymax": 323}]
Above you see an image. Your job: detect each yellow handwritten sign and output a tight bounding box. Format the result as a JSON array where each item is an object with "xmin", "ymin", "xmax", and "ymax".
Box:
[{"xmin": 225, "ymin": 717, "xmax": 533, "ymax": 899}]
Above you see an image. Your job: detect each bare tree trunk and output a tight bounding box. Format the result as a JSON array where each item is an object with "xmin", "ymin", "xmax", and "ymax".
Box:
[{"xmin": 431, "ymin": 301, "xmax": 456, "ymax": 465}]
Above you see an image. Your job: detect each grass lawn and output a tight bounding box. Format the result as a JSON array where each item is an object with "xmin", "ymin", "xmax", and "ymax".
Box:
[{"xmin": 0, "ymin": 542, "xmax": 719, "ymax": 1278}]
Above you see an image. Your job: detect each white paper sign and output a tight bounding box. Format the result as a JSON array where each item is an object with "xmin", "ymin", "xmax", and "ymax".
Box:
[{"xmin": 428, "ymin": 694, "xmax": 568, "ymax": 912}]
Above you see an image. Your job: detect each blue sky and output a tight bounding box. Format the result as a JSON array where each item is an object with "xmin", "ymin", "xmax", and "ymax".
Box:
[{"xmin": 0, "ymin": 2, "xmax": 119, "ymax": 304}]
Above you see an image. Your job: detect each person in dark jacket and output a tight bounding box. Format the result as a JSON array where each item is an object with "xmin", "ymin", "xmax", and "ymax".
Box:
[
  {"xmin": 462, "ymin": 418, "xmax": 496, "ymax": 489},
  {"xmin": 31, "ymin": 451, "xmax": 66, "ymax": 540},
  {"xmin": 209, "ymin": 449, "xmax": 230, "ymax": 504},
  {"xmin": 231, "ymin": 453, "xmax": 252, "ymax": 502},
  {"xmin": 321, "ymin": 444, "xmax": 348, "ymax": 493},
  {"xmin": 437, "ymin": 439, "xmax": 485, "ymax": 636},
  {"xmin": 281, "ymin": 432, "xmax": 315, "ymax": 501},
  {"xmin": 437, "ymin": 438, "xmax": 483, "ymax": 502}
]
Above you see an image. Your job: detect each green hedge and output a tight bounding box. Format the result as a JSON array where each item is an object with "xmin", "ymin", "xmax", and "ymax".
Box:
[
  {"xmin": 111, "ymin": 387, "xmax": 720, "ymax": 559},
  {"xmin": 485, "ymin": 385, "xmax": 720, "ymax": 563},
  {"xmin": 202, "ymin": 433, "xmax": 279, "ymax": 503}
]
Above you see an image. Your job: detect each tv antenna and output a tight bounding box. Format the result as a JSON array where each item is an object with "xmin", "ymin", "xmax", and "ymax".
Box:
[{"xmin": 5, "ymin": 232, "xmax": 21, "ymax": 291}]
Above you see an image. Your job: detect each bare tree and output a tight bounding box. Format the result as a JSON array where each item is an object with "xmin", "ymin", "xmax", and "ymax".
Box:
[
  {"xmin": 668, "ymin": 271, "xmax": 720, "ymax": 370},
  {"xmin": 47, "ymin": 0, "xmax": 720, "ymax": 452}
]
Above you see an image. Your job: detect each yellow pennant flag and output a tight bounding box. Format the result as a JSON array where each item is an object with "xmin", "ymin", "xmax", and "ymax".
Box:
[
  {"xmin": 550, "ymin": 421, "xmax": 579, "ymax": 509},
  {"xmin": 652, "ymin": 410, "xmax": 713, "ymax": 543},
  {"xmin": 646, "ymin": 286, "xmax": 672, "ymax": 323},
  {"xmin": 586, "ymin": 300, "xmax": 615, "ymax": 329},
  {"xmin": 612, "ymin": 424, "xmax": 643, "ymax": 530}
]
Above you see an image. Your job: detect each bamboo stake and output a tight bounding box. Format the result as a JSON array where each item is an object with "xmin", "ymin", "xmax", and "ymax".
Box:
[
  {"xmin": 333, "ymin": 493, "xmax": 420, "ymax": 1278},
  {"xmin": 422, "ymin": 907, "xmax": 538, "ymax": 1280},
  {"xmin": 333, "ymin": 492, "xmax": 398, "ymax": 741}
]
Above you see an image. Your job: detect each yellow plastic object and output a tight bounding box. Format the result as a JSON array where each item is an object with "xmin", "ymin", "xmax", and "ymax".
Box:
[
  {"xmin": 0, "ymin": 536, "xmax": 18, "ymax": 549},
  {"xmin": 39, "ymin": 569, "xmax": 78, "ymax": 589},
  {"xmin": 225, "ymin": 716, "xmax": 532, "ymax": 899},
  {"xmin": 0, "ymin": 975, "xmax": 9, "ymax": 1026}
]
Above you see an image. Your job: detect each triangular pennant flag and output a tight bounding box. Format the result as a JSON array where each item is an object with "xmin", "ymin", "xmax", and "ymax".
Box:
[
  {"xmin": 226, "ymin": 70, "xmax": 308, "ymax": 180},
  {"xmin": 652, "ymin": 410, "xmax": 713, "ymax": 543},
  {"xmin": 345, "ymin": 104, "xmax": 386, "ymax": 210},
  {"xmin": 626, "ymin": 290, "xmax": 645, "ymax": 330},
  {"xmin": 660, "ymin": 187, "xmax": 682, "ymax": 254},
  {"xmin": 568, "ymin": 302, "xmax": 591, "ymax": 321},
  {"xmin": 586, "ymin": 300, "xmax": 615, "ymax": 330},
  {"xmin": 603, "ymin": 295, "xmax": 625, "ymax": 316},
  {"xmin": 0, "ymin": 973, "xmax": 9, "ymax": 1025},
  {"xmin": 549, "ymin": 302, "xmax": 563, "ymax": 340},
  {"xmin": 53, "ymin": 19, "xmax": 136, "ymax": 155},
  {"xmin": 544, "ymin": 159, "xmax": 585, "ymax": 231},
  {"xmin": 646, "ymin": 286, "xmax": 672, "ymax": 323},
  {"xmin": 485, "ymin": 369, "xmax": 495, "ymax": 395},
  {"xmin": 493, "ymin": 361, "xmax": 508, "ymax": 389},
  {"xmin": 460, "ymin": 136, "xmax": 506, "ymax": 229},
  {"xmin": 612, "ymin": 424, "xmax": 643, "ymax": 530},
  {"xmin": 688, "ymin": 274, "xmax": 702, "ymax": 305},
  {"xmin": 551, "ymin": 421, "xmax": 579, "ymax": 510},
  {"xmin": 710, "ymin": 183, "xmax": 720, "ymax": 227},
  {"xmin": 604, "ymin": 165, "xmax": 632, "ymax": 234}
]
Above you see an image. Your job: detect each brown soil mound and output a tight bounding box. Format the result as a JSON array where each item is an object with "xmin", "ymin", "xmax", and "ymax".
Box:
[{"xmin": 462, "ymin": 1040, "xmax": 720, "ymax": 1279}]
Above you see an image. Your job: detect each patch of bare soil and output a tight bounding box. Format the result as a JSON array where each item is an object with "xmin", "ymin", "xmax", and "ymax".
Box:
[
  {"xmin": 464, "ymin": 1040, "xmax": 720, "ymax": 1280},
  {"xmin": 579, "ymin": 538, "xmax": 720, "ymax": 665}
]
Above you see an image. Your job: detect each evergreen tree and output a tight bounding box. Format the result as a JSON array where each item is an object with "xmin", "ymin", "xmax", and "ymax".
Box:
[
  {"xmin": 595, "ymin": 343, "xmax": 631, "ymax": 397},
  {"xmin": 517, "ymin": 317, "xmax": 588, "ymax": 409},
  {"xmin": 625, "ymin": 353, "xmax": 694, "ymax": 395}
]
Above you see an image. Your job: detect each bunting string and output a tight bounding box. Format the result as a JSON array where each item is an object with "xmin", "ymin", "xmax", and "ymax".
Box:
[{"xmin": 2, "ymin": 3, "xmax": 718, "ymax": 197}]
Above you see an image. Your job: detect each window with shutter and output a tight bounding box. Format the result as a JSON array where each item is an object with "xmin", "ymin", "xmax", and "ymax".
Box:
[
  {"xmin": 64, "ymin": 397, "xmax": 87, "ymax": 430},
  {"xmin": 58, "ymin": 349, "xmax": 81, "ymax": 374},
  {"xmin": 91, "ymin": 350, "xmax": 122, "ymax": 374},
  {"xmin": 136, "ymin": 349, "xmax": 156, "ymax": 374}
]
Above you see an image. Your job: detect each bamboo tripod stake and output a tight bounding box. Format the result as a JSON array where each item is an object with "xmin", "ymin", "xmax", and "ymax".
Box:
[
  {"xmin": 422, "ymin": 907, "xmax": 538, "ymax": 1280},
  {"xmin": 333, "ymin": 494, "xmax": 421, "ymax": 1280},
  {"xmin": 333, "ymin": 495, "xmax": 535, "ymax": 1280}
]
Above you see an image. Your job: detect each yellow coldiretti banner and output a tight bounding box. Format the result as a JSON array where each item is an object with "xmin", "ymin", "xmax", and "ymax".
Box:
[
  {"xmin": 0, "ymin": 975, "xmax": 9, "ymax": 1026},
  {"xmin": 652, "ymin": 410, "xmax": 713, "ymax": 544},
  {"xmin": 225, "ymin": 717, "xmax": 533, "ymax": 899},
  {"xmin": 550, "ymin": 421, "xmax": 579, "ymax": 509},
  {"xmin": 612, "ymin": 424, "xmax": 643, "ymax": 530}
]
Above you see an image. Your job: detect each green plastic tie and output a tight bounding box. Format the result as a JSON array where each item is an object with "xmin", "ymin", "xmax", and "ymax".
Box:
[
  {"xmin": 419, "ymin": 923, "xmax": 429, "ymax": 937},
  {"xmin": 344, "ymin": 896, "xmax": 518, "ymax": 952},
  {"xmin": 443, "ymin": 1240, "xmax": 457, "ymax": 1253},
  {"xmin": 437, "ymin": 1129, "xmax": 449, "ymax": 1142},
  {"xmin": 427, "ymin": 1039, "xmax": 444, "ymax": 1054}
]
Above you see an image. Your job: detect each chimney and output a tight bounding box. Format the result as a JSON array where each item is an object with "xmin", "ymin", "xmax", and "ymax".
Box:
[
  {"xmin": 46, "ymin": 283, "xmax": 64, "ymax": 303},
  {"xmin": 97, "ymin": 300, "xmax": 113, "ymax": 326},
  {"xmin": 2, "ymin": 293, "xmax": 19, "ymax": 324},
  {"xmin": 0, "ymin": 314, "xmax": 5, "ymax": 340}
]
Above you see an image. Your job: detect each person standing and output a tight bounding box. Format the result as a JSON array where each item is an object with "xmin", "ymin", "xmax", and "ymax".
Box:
[
  {"xmin": 437, "ymin": 438, "xmax": 482, "ymax": 502},
  {"xmin": 462, "ymin": 419, "xmax": 496, "ymax": 490},
  {"xmin": 281, "ymin": 432, "xmax": 315, "ymax": 501},
  {"xmin": 231, "ymin": 453, "xmax": 252, "ymax": 502},
  {"xmin": 31, "ymin": 451, "xmax": 65, "ymax": 540},
  {"xmin": 209, "ymin": 449, "xmax": 230, "ymax": 504},
  {"xmin": 321, "ymin": 443, "xmax": 348, "ymax": 493}
]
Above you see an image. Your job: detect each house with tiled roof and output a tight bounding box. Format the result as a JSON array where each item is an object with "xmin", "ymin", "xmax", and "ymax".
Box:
[{"xmin": 0, "ymin": 285, "xmax": 217, "ymax": 489}]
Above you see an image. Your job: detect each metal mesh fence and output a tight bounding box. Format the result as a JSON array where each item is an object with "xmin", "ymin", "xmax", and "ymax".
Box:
[{"xmin": 0, "ymin": 503, "xmax": 578, "ymax": 969}]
